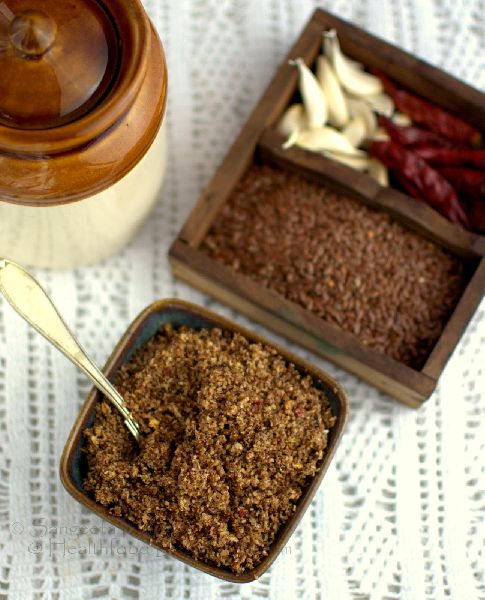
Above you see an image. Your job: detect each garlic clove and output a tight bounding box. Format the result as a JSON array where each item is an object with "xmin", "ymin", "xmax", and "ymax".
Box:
[
  {"xmin": 347, "ymin": 97, "xmax": 377, "ymax": 138},
  {"xmin": 291, "ymin": 126, "xmax": 367, "ymax": 156},
  {"xmin": 323, "ymin": 150, "xmax": 370, "ymax": 171},
  {"xmin": 368, "ymin": 158, "xmax": 389, "ymax": 185},
  {"xmin": 371, "ymin": 126, "xmax": 390, "ymax": 142},
  {"xmin": 289, "ymin": 58, "xmax": 327, "ymax": 128},
  {"xmin": 323, "ymin": 29, "xmax": 383, "ymax": 97},
  {"xmin": 316, "ymin": 55, "xmax": 349, "ymax": 128},
  {"xmin": 392, "ymin": 112, "xmax": 412, "ymax": 126},
  {"xmin": 345, "ymin": 56, "xmax": 365, "ymax": 71},
  {"xmin": 342, "ymin": 115, "xmax": 367, "ymax": 147},
  {"xmin": 277, "ymin": 103, "xmax": 308, "ymax": 138},
  {"xmin": 282, "ymin": 129, "xmax": 300, "ymax": 149},
  {"xmin": 361, "ymin": 92, "xmax": 395, "ymax": 116}
]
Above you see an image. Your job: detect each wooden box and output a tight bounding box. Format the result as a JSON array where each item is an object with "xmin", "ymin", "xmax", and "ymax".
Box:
[{"xmin": 169, "ymin": 9, "xmax": 485, "ymax": 408}]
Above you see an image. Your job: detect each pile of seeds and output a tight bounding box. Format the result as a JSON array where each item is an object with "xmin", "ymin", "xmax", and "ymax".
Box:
[
  {"xmin": 84, "ymin": 325, "xmax": 335, "ymax": 574},
  {"xmin": 202, "ymin": 164, "xmax": 468, "ymax": 368}
]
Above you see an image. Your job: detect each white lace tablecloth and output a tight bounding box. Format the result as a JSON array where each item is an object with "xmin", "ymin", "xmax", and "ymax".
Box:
[{"xmin": 0, "ymin": 1, "xmax": 484, "ymax": 598}]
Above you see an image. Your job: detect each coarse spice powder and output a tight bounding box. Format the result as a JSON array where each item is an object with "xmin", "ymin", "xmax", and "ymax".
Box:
[
  {"xmin": 202, "ymin": 164, "xmax": 469, "ymax": 369},
  {"xmin": 84, "ymin": 325, "xmax": 336, "ymax": 574}
]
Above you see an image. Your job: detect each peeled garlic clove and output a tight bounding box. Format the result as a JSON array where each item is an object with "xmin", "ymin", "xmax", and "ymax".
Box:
[
  {"xmin": 368, "ymin": 158, "xmax": 389, "ymax": 185},
  {"xmin": 316, "ymin": 55, "xmax": 349, "ymax": 128},
  {"xmin": 392, "ymin": 112, "xmax": 412, "ymax": 126},
  {"xmin": 345, "ymin": 56, "xmax": 365, "ymax": 71},
  {"xmin": 292, "ymin": 126, "xmax": 367, "ymax": 156},
  {"xmin": 286, "ymin": 128, "xmax": 327, "ymax": 152},
  {"xmin": 342, "ymin": 115, "xmax": 367, "ymax": 147},
  {"xmin": 289, "ymin": 58, "xmax": 327, "ymax": 128},
  {"xmin": 371, "ymin": 126, "xmax": 390, "ymax": 142},
  {"xmin": 277, "ymin": 103, "xmax": 308, "ymax": 137},
  {"xmin": 323, "ymin": 29, "xmax": 383, "ymax": 97},
  {"xmin": 362, "ymin": 92, "xmax": 394, "ymax": 116},
  {"xmin": 323, "ymin": 150, "xmax": 370, "ymax": 171},
  {"xmin": 347, "ymin": 97, "xmax": 377, "ymax": 138},
  {"xmin": 282, "ymin": 129, "xmax": 300, "ymax": 149}
]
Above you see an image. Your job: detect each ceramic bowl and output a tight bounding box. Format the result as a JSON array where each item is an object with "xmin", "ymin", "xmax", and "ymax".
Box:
[{"xmin": 60, "ymin": 299, "xmax": 348, "ymax": 582}]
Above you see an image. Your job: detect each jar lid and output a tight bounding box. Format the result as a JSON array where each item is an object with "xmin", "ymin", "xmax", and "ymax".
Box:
[
  {"xmin": 0, "ymin": 0, "xmax": 118, "ymax": 129},
  {"xmin": 0, "ymin": 0, "xmax": 167, "ymax": 207}
]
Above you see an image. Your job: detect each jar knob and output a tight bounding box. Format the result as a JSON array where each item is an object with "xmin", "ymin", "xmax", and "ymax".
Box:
[{"xmin": 10, "ymin": 10, "xmax": 57, "ymax": 58}]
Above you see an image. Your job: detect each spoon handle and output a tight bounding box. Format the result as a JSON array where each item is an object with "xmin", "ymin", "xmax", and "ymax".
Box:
[{"xmin": 0, "ymin": 259, "xmax": 139, "ymax": 442}]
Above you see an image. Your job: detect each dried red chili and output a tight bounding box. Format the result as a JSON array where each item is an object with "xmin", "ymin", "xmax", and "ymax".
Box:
[
  {"xmin": 439, "ymin": 167, "xmax": 485, "ymax": 199},
  {"xmin": 467, "ymin": 200, "xmax": 485, "ymax": 234},
  {"xmin": 393, "ymin": 171, "xmax": 422, "ymax": 200},
  {"xmin": 374, "ymin": 71, "xmax": 482, "ymax": 146},
  {"xmin": 370, "ymin": 140, "xmax": 469, "ymax": 228},
  {"xmin": 378, "ymin": 116, "xmax": 453, "ymax": 147},
  {"xmin": 413, "ymin": 146, "xmax": 485, "ymax": 169}
]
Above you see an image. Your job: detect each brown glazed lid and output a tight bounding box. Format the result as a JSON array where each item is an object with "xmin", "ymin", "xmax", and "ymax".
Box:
[
  {"xmin": 0, "ymin": 0, "xmax": 167, "ymax": 206},
  {"xmin": 0, "ymin": 1, "xmax": 118, "ymax": 129}
]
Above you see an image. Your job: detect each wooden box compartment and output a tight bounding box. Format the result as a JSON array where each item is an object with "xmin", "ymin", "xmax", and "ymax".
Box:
[{"xmin": 169, "ymin": 9, "xmax": 485, "ymax": 408}]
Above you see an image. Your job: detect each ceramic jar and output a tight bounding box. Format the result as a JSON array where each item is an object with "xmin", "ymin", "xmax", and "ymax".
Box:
[{"xmin": 0, "ymin": 0, "xmax": 168, "ymax": 268}]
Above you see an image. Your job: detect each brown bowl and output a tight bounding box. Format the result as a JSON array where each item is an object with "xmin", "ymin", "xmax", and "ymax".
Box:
[{"xmin": 60, "ymin": 299, "xmax": 348, "ymax": 583}]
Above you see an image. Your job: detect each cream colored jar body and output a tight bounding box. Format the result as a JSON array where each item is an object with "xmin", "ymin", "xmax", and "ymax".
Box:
[{"xmin": 0, "ymin": 125, "xmax": 166, "ymax": 269}]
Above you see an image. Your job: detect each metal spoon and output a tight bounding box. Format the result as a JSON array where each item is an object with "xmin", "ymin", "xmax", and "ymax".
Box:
[{"xmin": 0, "ymin": 259, "xmax": 140, "ymax": 443}]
